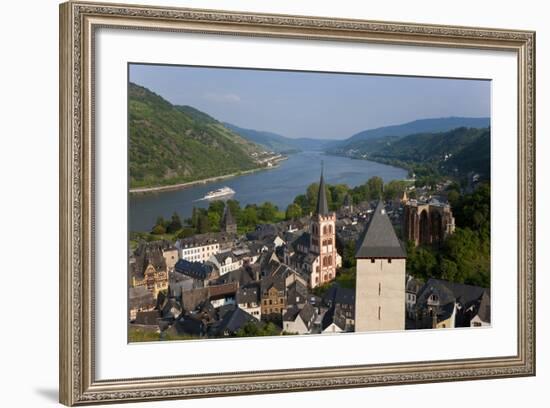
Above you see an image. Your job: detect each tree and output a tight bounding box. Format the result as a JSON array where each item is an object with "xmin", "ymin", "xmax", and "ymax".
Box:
[
  {"xmin": 293, "ymin": 194, "xmax": 309, "ymax": 214},
  {"xmin": 329, "ymin": 184, "xmax": 350, "ymax": 209},
  {"xmin": 383, "ymin": 180, "xmax": 407, "ymax": 201},
  {"xmin": 208, "ymin": 200, "xmax": 225, "ymax": 219},
  {"xmin": 226, "ymin": 199, "xmax": 241, "ymax": 225},
  {"xmin": 155, "ymin": 216, "xmax": 168, "ymax": 229},
  {"xmin": 190, "ymin": 207, "xmax": 200, "ymax": 229},
  {"xmin": 306, "ymin": 182, "xmax": 333, "ymax": 211},
  {"xmin": 151, "ymin": 224, "xmax": 166, "ymax": 235},
  {"xmin": 197, "ymin": 213, "xmax": 211, "ymax": 233},
  {"xmin": 240, "ymin": 205, "xmax": 258, "ymax": 229},
  {"xmin": 176, "ymin": 227, "xmax": 195, "ymax": 239},
  {"xmin": 367, "ymin": 176, "xmax": 384, "ymax": 200},
  {"xmin": 166, "ymin": 212, "xmax": 182, "ymax": 233},
  {"xmin": 258, "ymin": 202, "xmax": 278, "ymax": 223},
  {"xmin": 207, "ymin": 211, "xmax": 221, "ymax": 232},
  {"xmin": 406, "ymin": 242, "xmax": 438, "ymax": 280},
  {"xmin": 285, "ymin": 203, "xmax": 302, "ymax": 220},
  {"xmin": 235, "ymin": 322, "xmax": 280, "ymax": 337},
  {"xmin": 342, "ymin": 240, "xmax": 356, "ymax": 268}
]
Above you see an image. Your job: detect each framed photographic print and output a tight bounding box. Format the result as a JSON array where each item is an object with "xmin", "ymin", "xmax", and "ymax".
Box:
[{"xmin": 59, "ymin": 1, "xmax": 536, "ymax": 405}]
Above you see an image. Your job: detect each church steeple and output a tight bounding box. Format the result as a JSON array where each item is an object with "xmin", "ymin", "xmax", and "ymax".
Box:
[
  {"xmin": 221, "ymin": 204, "xmax": 237, "ymax": 234},
  {"xmin": 315, "ymin": 162, "xmax": 329, "ymax": 216}
]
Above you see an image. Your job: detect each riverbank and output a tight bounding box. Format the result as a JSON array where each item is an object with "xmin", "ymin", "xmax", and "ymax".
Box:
[{"xmin": 129, "ymin": 156, "xmax": 287, "ymax": 195}]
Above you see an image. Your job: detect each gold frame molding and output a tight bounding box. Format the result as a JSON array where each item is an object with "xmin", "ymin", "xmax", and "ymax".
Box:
[{"xmin": 59, "ymin": 1, "xmax": 536, "ymax": 405}]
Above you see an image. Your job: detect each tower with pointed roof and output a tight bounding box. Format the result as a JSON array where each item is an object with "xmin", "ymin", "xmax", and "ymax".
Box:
[
  {"xmin": 309, "ymin": 163, "xmax": 339, "ymax": 288},
  {"xmin": 355, "ymin": 201, "xmax": 406, "ymax": 332},
  {"xmin": 221, "ymin": 204, "xmax": 237, "ymax": 234}
]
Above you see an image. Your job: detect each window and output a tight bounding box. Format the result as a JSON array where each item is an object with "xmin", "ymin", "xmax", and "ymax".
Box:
[
  {"xmin": 378, "ymin": 283, "xmax": 381, "ymax": 296},
  {"xmin": 371, "ymin": 259, "xmax": 375, "ymax": 263},
  {"xmin": 388, "ymin": 259, "xmax": 392, "ymax": 264},
  {"xmin": 378, "ymin": 307, "xmax": 381, "ymax": 320}
]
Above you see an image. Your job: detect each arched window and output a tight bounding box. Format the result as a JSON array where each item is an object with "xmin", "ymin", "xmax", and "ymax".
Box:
[
  {"xmin": 323, "ymin": 225, "xmax": 328, "ymax": 234},
  {"xmin": 329, "ymin": 225, "xmax": 333, "ymax": 234},
  {"xmin": 327, "ymin": 257, "xmax": 332, "ymax": 265}
]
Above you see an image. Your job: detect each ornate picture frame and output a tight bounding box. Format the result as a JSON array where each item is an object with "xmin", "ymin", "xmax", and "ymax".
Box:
[{"xmin": 59, "ymin": 1, "xmax": 535, "ymax": 405}]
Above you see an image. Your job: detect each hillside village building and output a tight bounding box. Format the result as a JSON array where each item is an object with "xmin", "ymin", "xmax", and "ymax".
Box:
[
  {"xmin": 355, "ymin": 201, "xmax": 407, "ymax": 332},
  {"xmin": 415, "ymin": 278, "xmax": 491, "ymax": 329},
  {"xmin": 175, "ymin": 232, "xmax": 235, "ymax": 263}
]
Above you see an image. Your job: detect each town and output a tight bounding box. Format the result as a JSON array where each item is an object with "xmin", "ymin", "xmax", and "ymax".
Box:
[{"xmin": 129, "ymin": 167, "xmax": 491, "ymax": 341}]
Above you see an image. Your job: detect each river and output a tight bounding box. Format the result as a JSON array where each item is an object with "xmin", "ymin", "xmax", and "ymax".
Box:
[{"xmin": 129, "ymin": 151, "xmax": 407, "ymax": 232}]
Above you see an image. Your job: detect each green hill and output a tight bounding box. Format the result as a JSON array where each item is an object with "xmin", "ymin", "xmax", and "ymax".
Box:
[
  {"xmin": 333, "ymin": 126, "xmax": 490, "ymax": 179},
  {"xmin": 128, "ymin": 83, "xmax": 266, "ymax": 189},
  {"xmin": 223, "ymin": 123, "xmax": 300, "ymax": 154}
]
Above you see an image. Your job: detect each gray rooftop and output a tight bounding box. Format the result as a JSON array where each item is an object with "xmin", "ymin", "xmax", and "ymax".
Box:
[{"xmin": 355, "ymin": 201, "xmax": 407, "ymax": 259}]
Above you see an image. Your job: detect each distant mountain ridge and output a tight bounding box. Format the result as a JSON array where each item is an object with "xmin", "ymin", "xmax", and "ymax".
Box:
[
  {"xmin": 128, "ymin": 83, "xmax": 266, "ymax": 189},
  {"xmin": 224, "ymin": 123, "xmax": 336, "ymax": 153},
  {"xmin": 330, "ymin": 116, "xmax": 490, "ymax": 153}
]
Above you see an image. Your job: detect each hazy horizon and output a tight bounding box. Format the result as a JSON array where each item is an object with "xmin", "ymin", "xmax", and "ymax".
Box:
[{"xmin": 129, "ymin": 63, "xmax": 491, "ymax": 140}]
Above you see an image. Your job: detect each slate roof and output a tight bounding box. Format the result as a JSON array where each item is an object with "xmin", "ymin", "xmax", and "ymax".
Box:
[
  {"xmin": 236, "ymin": 283, "xmax": 260, "ymax": 304},
  {"xmin": 406, "ymin": 276, "xmax": 424, "ymax": 295},
  {"xmin": 334, "ymin": 287, "xmax": 355, "ymax": 306},
  {"xmin": 417, "ymin": 278, "xmax": 488, "ymax": 309},
  {"xmin": 355, "ymin": 201, "xmax": 407, "ymax": 258},
  {"xmin": 416, "ymin": 278, "xmax": 491, "ymax": 326},
  {"xmin": 213, "ymin": 266, "xmax": 255, "ymax": 286},
  {"xmin": 246, "ymin": 224, "xmax": 279, "ymax": 241},
  {"xmin": 322, "ymin": 284, "xmax": 355, "ymax": 307},
  {"xmin": 321, "ymin": 306, "xmax": 346, "ymax": 331},
  {"xmin": 316, "ymin": 166, "xmax": 329, "ymax": 216},
  {"xmin": 177, "ymin": 232, "xmax": 234, "ymax": 249},
  {"xmin": 161, "ymin": 298, "xmax": 183, "ymax": 320},
  {"xmin": 260, "ymin": 274, "xmax": 286, "ymax": 294},
  {"xmin": 174, "ymin": 259, "xmax": 213, "ymax": 280},
  {"xmin": 291, "ymin": 231, "xmax": 311, "ymax": 253},
  {"xmin": 167, "ymin": 314, "xmax": 206, "ymax": 337},
  {"xmin": 283, "ymin": 303, "xmax": 316, "ymax": 329},
  {"xmin": 208, "ymin": 307, "xmax": 260, "ymax": 336}
]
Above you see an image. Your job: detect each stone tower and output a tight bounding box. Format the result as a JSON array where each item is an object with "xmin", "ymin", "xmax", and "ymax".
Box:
[
  {"xmin": 221, "ymin": 204, "xmax": 237, "ymax": 234},
  {"xmin": 355, "ymin": 201, "xmax": 406, "ymax": 332},
  {"xmin": 309, "ymin": 165, "xmax": 338, "ymax": 287}
]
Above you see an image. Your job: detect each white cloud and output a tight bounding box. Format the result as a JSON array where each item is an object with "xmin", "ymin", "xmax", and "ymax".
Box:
[{"xmin": 203, "ymin": 92, "xmax": 241, "ymax": 103}]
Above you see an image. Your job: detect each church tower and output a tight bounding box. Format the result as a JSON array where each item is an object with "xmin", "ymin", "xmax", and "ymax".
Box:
[
  {"xmin": 355, "ymin": 201, "xmax": 406, "ymax": 332},
  {"xmin": 309, "ymin": 164, "xmax": 339, "ymax": 288},
  {"xmin": 221, "ymin": 204, "xmax": 237, "ymax": 234}
]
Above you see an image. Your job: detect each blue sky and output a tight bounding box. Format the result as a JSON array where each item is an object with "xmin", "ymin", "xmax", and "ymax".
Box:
[{"xmin": 129, "ymin": 63, "xmax": 490, "ymax": 140}]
